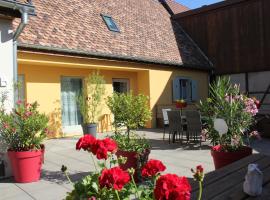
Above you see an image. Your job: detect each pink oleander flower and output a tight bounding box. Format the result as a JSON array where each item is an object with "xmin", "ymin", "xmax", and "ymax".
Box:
[{"xmin": 244, "ymin": 97, "xmax": 258, "ymax": 116}]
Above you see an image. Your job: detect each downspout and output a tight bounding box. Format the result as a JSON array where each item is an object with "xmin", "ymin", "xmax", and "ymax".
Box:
[{"xmin": 13, "ymin": 11, "xmax": 28, "ymax": 105}]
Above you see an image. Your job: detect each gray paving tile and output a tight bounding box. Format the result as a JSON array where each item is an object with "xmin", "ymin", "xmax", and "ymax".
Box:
[
  {"xmin": 0, "ymin": 129, "xmax": 269, "ymax": 200},
  {"xmin": 0, "ymin": 183, "xmax": 33, "ymax": 200}
]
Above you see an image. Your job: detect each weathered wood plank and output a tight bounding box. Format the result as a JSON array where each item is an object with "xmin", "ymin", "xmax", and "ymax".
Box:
[
  {"xmin": 212, "ymin": 164, "xmax": 270, "ymax": 200},
  {"xmin": 191, "ymin": 154, "xmax": 268, "ymax": 200},
  {"xmin": 191, "ymin": 154, "xmax": 265, "ymax": 191},
  {"xmin": 175, "ymin": 0, "xmax": 270, "ymax": 74},
  {"xmin": 246, "ymin": 183, "xmax": 270, "ymax": 200}
]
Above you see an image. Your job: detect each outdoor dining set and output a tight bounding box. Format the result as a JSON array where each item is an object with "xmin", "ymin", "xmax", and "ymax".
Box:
[{"xmin": 162, "ymin": 108, "xmax": 203, "ymax": 145}]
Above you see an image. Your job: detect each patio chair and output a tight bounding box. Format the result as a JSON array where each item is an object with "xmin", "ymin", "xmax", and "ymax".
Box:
[
  {"xmin": 167, "ymin": 111, "xmax": 182, "ymax": 143},
  {"xmin": 185, "ymin": 110, "xmax": 202, "ymax": 146},
  {"xmin": 162, "ymin": 108, "xmax": 171, "ymax": 140}
]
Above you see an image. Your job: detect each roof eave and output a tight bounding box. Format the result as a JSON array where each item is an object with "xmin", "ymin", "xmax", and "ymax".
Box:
[
  {"xmin": 18, "ymin": 43, "xmax": 212, "ymax": 71},
  {"xmin": 173, "ymin": 0, "xmax": 249, "ymax": 19},
  {"xmin": 0, "ymin": 0, "xmax": 35, "ymax": 18}
]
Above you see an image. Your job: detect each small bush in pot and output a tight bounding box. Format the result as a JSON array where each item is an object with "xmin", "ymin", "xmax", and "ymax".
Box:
[
  {"xmin": 107, "ymin": 92, "xmax": 152, "ymax": 181},
  {"xmin": 199, "ymin": 77, "xmax": 260, "ymax": 169},
  {"xmin": 112, "ymin": 131, "xmax": 151, "ymax": 182},
  {"xmin": 0, "ymin": 100, "xmax": 49, "ymax": 182},
  {"xmin": 77, "ymin": 71, "xmax": 106, "ymax": 136},
  {"xmin": 106, "ymin": 92, "xmax": 152, "ymax": 137}
]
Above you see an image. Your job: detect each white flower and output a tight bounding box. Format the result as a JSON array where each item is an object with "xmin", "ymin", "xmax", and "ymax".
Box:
[{"xmin": 214, "ymin": 118, "xmax": 228, "ymax": 136}]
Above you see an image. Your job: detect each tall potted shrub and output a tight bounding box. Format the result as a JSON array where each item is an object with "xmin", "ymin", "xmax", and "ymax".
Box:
[
  {"xmin": 107, "ymin": 92, "xmax": 152, "ymax": 181},
  {"xmin": 77, "ymin": 72, "xmax": 106, "ymax": 137},
  {"xmin": 0, "ymin": 100, "xmax": 48, "ymax": 183},
  {"xmin": 199, "ymin": 77, "xmax": 260, "ymax": 169}
]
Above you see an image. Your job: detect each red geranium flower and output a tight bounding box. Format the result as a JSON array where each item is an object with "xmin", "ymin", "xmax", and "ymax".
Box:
[
  {"xmin": 91, "ymin": 138, "xmax": 118, "ymax": 160},
  {"xmin": 91, "ymin": 139, "xmax": 109, "ymax": 160},
  {"xmin": 99, "ymin": 167, "xmax": 130, "ymax": 191},
  {"xmin": 196, "ymin": 165, "xmax": 203, "ymax": 173},
  {"xmin": 102, "ymin": 138, "xmax": 118, "ymax": 153},
  {"xmin": 141, "ymin": 159, "xmax": 166, "ymax": 178},
  {"xmin": 76, "ymin": 135, "xmax": 96, "ymax": 151},
  {"xmin": 154, "ymin": 174, "xmax": 191, "ymax": 200},
  {"xmin": 212, "ymin": 145, "xmax": 223, "ymax": 152}
]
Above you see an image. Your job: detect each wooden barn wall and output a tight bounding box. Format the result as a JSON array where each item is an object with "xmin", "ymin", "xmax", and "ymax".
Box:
[{"xmin": 175, "ymin": 0, "xmax": 270, "ymax": 74}]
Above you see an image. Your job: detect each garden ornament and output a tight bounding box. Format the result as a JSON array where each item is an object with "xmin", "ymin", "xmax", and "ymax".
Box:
[
  {"xmin": 213, "ymin": 118, "xmax": 228, "ymax": 136},
  {"xmin": 243, "ymin": 164, "xmax": 263, "ymax": 196}
]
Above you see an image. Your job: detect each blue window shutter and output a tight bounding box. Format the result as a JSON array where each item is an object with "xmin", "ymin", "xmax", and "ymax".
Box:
[
  {"xmin": 173, "ymin": 77, "xmax": 180, "ymax": 101},
  {"xmin": 191, "ymin": 80, "xmax": 198, "ymax": 101}
]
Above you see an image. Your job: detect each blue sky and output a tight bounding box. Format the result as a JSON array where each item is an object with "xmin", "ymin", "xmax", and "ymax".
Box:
[{"xmin": 176, "ymin": 0, "xmax": 224, "ymax": 9}]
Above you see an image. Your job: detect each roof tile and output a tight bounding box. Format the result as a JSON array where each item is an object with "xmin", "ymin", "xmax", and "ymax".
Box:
[{"xmin": 16, "ymin": 0, "xmax": 210, "ymax": 68}]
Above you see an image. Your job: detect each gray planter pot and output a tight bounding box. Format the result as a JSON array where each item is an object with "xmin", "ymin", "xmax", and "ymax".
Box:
[{"xmin": 82, "ymin": 123, "xmax": 97, "ymax": 137}]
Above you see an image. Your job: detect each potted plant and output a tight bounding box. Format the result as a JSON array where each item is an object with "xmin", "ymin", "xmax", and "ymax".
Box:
[
  {"xmin": 106, "ymin": 92, "xmax": 152, "ymax": 181},
  {"xmin": 63, "ymin": 135, "xmax": 202, "ymax": 200},
  {"xmin": 77, "ymin": 71, "xmax": 106, "ymax": 137},
  {"xmin": 111, "ymin": 132, "xmax": 150, "ymax": 182},
  {"xmin": 199, "ymin": 77, "xmax": 260, "ymax": 169},
  {"xmin": 176, "ymin": 99, "xmax": 187, "ymax": 109},
  {"xmin": 0, "ymin": 100, "xmax": 49, "ymax": 183}
]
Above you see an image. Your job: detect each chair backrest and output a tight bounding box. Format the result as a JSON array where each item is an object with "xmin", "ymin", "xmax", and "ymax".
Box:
[
  {"xmin": 185, "ymin": 110, "xmax": 202, "ymax": 132},
  {"xmin": 162, "ymin": 108, "xmax": 172, "ymax": 125},
  {"xmin": 167, "ymin": 111, "xmax": 182, "ymax": 130}
]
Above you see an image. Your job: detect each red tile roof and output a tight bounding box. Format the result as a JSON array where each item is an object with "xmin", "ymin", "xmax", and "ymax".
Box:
[
  {"xmin": 165, "ymin": 0, "xmax": 189, "ymax": 14},
  {"xmin": 17, "ymin": 0, "xmax": 210, "ymax": 69}
]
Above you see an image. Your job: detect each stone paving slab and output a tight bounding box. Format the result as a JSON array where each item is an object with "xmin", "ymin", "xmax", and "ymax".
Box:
[{"xmin": 0, "ymin": 129, "xmax": 269, "ymax": 200}]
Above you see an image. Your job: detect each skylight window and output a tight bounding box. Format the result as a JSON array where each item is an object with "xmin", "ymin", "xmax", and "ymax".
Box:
[{"xmin": 101, "ymin": 14, "xmax": 120, "ymax": 32}]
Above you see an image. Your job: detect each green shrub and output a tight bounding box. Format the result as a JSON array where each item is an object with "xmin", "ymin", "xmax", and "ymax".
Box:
[{"xmin": 106, "ymin": 92, "xmax": 152, "ymax": 135}]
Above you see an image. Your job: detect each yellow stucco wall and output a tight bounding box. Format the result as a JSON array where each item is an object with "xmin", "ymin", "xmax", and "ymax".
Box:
[
  {"xmin": 18, "ymin": 51, "xmax": 208, "ymax": 137},
  {"xmin": 148, "ymin": 68, "xmax": 208, "ymax": 127}
]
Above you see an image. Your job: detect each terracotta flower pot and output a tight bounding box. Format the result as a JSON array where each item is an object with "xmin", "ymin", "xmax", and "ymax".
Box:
[
  {"xmin": 116, "ymin": 149, "xmax": 150, "ymax": 182},
  {"xmin": 211, "ymin": 146, "xmax": 252, "ymax": 169},
  {"xmin": 8, "ymin": 149, "xmax": 43, "ymax": 183},
  {"xmin": 176, "ymin": 101, "xmax": 187, "ymax": 109}
]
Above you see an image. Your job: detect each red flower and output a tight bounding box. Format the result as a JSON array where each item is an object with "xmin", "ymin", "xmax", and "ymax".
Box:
[
  {"xmin": 141, "ymin": 159, "xmax": 166, "ymax": 178},
  {"xmin": 192, "ymin": 165, "xmax": 204, "ymax": 182},
  {"xmin": 102, "ymin": 138, "xmax": 118, "ymax": 153},
  {"xmin": 196, "ymin": 165, "xmax": 203, "ymax": 173},
  {"xmin": 91, "ymin": 139, "xmax": 109, "ymax": 160},
  {"xmin": 91, "ymin": 138, "xmax": 118, "ymax": 160},
  {"xmin": 212, "ymin": 145, "xmax": 223, "ymax": 152},
  {"xmin": 99, "ymin": 167, "xmax": 130, "ymax": 191},
  {"xmin": 154, "ymin": 174, "xmax": 191, "ymax": 200},
  {"xmin": 76, "ymin": 135, "xmax": 96, "ymax": 151}
]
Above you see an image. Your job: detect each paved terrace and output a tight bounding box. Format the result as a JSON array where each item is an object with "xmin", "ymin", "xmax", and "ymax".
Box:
[{"xmin": 1, "ymin": 129, "xmax": 269, "ymax": 200}]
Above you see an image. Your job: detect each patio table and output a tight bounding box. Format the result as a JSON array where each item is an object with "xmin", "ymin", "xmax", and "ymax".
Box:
[{"xmin": 191, "ymin": 154, "xmax": 270, "ymax": 200}]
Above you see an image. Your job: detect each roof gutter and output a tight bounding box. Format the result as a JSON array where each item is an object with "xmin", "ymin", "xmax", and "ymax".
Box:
[
  {"xmin": 13, "ymin": 8, "xmax": 30, "ymax": 105},
  {"xmin": 18, "ymin": 43, "xmax": 213, "ymax": 71},
  {"xmin": 0, "ymin": 0, "xmax": 35, "ymax": 15}
]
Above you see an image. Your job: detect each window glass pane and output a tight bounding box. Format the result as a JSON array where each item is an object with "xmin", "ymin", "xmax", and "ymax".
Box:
[
  {"xmin": 61, "ymin": 77, "xmax": 83, "ymax": 126},
  {"xmin": 102, "ymin": 15, "xmax": 120, "ymax": 32},
  {"xmin": 112, "ymin": 79, "xmax": 129, "ymax": 93}
]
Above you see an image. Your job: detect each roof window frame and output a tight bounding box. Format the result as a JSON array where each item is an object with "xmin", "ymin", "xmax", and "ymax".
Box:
[{"xmin": 101, "ymin": 14, "xmax": 120, "ymax": 33}]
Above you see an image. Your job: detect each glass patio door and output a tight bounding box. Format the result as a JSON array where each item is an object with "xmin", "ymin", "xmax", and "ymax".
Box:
[{"xmin": 61, "ymin": 77, "xmax": 83, "ymax": 133}]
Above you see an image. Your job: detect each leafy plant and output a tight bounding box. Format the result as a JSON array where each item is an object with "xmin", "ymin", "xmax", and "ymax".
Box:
[
  {"xmin": 106, "ymin": 92, "xmax": 152, "ymax": 137},
  {"xmin": 198, "ymin": 77, "xmax": 258, "ymax": 151},
  {"xmin": 77, "ymin": 71, "xmax": 106, "ymax": 124},
  {"xmin": 111, "ymin": 131, "xmax": 150, "ymax": 153},
  {"xmin": 0, "ymin": 100, "xmax": 49, "ymax": 151},
  {"xmin": 64, "ymin": 135, "xmax": 196, "ymax": 200}
]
